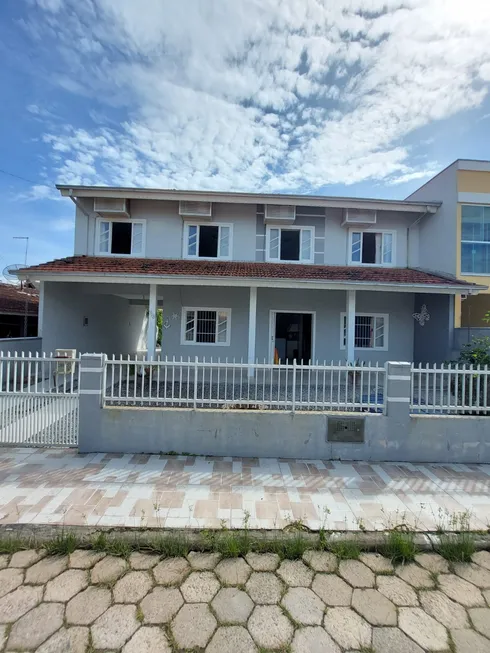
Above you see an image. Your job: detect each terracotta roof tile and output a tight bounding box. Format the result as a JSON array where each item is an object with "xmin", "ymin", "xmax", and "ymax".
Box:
[
  {"xmin": 0, "ymin": 283, "xmax": 39, "ymax": 316},
  {"xmin": 20, "ymin": 256, "xmax": 474, "ymax": 288}
]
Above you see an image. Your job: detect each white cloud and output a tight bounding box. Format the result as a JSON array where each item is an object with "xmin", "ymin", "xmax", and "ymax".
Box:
[
  {"xmin": 20, "ymin": 0, "xmax": 490, "ymax": 192},
  {"xmin": 19, "ymin": 184, "xmax": 61, "ymax": 201}
]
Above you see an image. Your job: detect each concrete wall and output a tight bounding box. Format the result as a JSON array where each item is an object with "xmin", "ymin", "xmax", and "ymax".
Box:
[
  {"xmin": 42, "ymin": 282, "xmax": 146, "ymax": 356},
  {"xmin": 413, "ymin": 293, "xmax": 454, "ymax": 364},
  {"xmin": 453, "ymin": 327, "xmax": 490, "ymax": 354},
  {"xmin": 0, "ymin": 337, "xmax": 42, "ymax": 355}
]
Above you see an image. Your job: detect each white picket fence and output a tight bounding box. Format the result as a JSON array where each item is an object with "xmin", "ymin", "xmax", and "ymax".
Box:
[
  {"xmin": 104, "ymin": 356, "xmax": 386, "ymax": 412},
  {"xmin": 0, "ymin": 352, "xmax": 80, "ymax": 446},
  {"xmin": 411, "ymin": 363, "xmax": 490, "ymax": 414}
]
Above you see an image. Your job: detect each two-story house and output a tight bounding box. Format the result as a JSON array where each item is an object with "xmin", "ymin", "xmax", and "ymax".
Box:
[{"xmin": 18, "ymin": 184, "xmax": 483, "ymax": 365}]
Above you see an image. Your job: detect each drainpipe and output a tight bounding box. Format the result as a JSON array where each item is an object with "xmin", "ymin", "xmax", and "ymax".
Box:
[{"xmin": 407, "ymin": 207, "xmax": 430, "ymax": 268}]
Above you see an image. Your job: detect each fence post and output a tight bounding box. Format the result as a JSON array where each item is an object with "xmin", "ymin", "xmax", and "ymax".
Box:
[
  {"xmin": 79, "ymin": 353, "xmax": 105, "ymax": 453},
  {"xmin": 383, "ymin": 361, "xmax": 411, "ymax": 420},
  {"xmin": 292, "ymin": 359, "xmax": 297, "ymax": 413}
]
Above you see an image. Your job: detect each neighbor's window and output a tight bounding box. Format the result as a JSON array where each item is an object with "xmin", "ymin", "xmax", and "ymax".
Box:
[
  {"xmin": 341, "ymin": 313, "xmax": 388, "ymax": 350},
  {"xmin": 266, "ymin": 226, "xmax": 314, "ymax": 263},
  {"xmin": 182, "ymin": 308, "xmax": 231, "ymax": 345},
  {"xmin": 350, "ymin": 231, "xmax": 393, "ymax": 265},
  {"xmin": 185, "ymin": 224, "xmax": 231, "ymax": 259},
  {"xmin": 97, "ymin": 219, "xmax": 144, "ymax": 256},
  {"xmin": 461, "ymin": 205, "xmax": 490, "ymax": 274}
]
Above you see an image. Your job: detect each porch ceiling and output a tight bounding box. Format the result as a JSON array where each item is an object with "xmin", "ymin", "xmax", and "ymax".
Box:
[{"xmin": 18, "ymin": 256, "xmax": 486, "ymax": 295}]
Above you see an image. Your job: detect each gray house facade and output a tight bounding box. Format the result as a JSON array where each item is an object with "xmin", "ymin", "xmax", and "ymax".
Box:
[{"xmin": 20, "ymin": 186, "xmax": 483, "ymax": 364}]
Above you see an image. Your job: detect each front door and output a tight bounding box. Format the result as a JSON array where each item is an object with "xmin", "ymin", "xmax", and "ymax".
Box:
[{"xmin": 272, "ymin": 312, "xmax": 312, "ymax": 364}]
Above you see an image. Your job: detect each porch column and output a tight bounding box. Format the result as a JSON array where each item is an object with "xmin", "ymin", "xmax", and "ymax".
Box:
[
  {"xmin": 346, "ymin": 289, "xmax": 356, "ymax": 363},
  {"xmin": 147, "ymin": 284, "xmax": 158, "ymax": 360},
  {"xmin": 248, "ymin": 286, "xmax": 257, "ymax": 377}
]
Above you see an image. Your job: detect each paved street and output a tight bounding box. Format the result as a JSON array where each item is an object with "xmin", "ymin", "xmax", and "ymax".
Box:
[
  {"xmin": 0, "ymin": 448, "xmax": 490, "ymax": 530},
  {"xmin": 1, "ymin": 547, "xmax": 490, "ymax": 652}
]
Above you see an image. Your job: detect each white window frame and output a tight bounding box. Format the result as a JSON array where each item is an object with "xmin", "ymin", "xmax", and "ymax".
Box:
[
  {"xmin": 265, "ymin": 225, "xmax": 315, "ymax": 264},
  {"xmin": 340, "ymin": 312, "xmax": 389, "ymax": 351},
  {"xmin": 183, "ymin": 222, "xmax": 233, "ymax": 260},
  {"xmin": 460, "ymin": 204, "xmax": 490, "ymax": 275},
  {"xmin": 348, "ymin": 228, "xmax": 396, "ymax": 267},
  {"xmin": 181, "ymin": 307, "xmax": 232, "ymax": 346},
  {"xmin": 95, "ymin": 217, "xmax": 146, "ymax": 257}
]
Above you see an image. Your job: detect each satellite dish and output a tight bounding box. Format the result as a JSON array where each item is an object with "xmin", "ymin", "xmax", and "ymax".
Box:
[{"xmin": 2, "ymin": 264, "xmax": 24, "ymax": 282}]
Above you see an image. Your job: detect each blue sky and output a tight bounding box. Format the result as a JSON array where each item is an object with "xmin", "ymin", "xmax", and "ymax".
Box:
[{"xmin": 1, "ymin": 0, "xmax": 490, "ymax": 272}]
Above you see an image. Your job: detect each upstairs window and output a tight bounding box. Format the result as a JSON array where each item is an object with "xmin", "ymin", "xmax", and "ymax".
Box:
[
  {"xmin": 341, "ymin": 313, "xmax": 388, "ymax": 350},
  {"xmin": 350, "ymin": 230, "xmax": 394, "ymax": 265},
  {"xmin": 266, "ymin": 226, "xmax": 314, "ymax": 263},
  {"xmin": 182, "ymin": 308, "xmax": 231, "ymax": 346},
  {"xmin": 184, "ymin": 224, "xmax": 232, "ymax": 259},
  {"xmin": 96, "ymin": 219, "xmax": 145, "ymax": 256},
  {"xmin": 461, "ymin": 204, "xmax": 490, "ymax": 274}
]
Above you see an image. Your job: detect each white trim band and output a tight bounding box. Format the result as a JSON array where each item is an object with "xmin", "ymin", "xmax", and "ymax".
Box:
[
  {"xmin": 80, "ymin": 367, "xmax": 104, "ymax": 373},
  {"xmin": 80, "ymin": 389, "xmax": 102, "ymax": 395},
  {"xmin": 386, "ymin": 396, "xmax": 411, "ymax": 403},
  {"xmin": 387, "ymin": 375, "xmax": 411, "ymax": 381}
]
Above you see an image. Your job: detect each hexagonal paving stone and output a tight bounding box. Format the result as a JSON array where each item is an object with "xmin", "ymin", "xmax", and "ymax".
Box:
[
  {"xmin": 187, "ymin": 551, "xmax": 221, "ymax": 570},
  {"xmin": 0, "ymin": 585, "xmax": 43, "ymax": 622},
  {"xmin": 248, "ymin": 605, "xmax": 294, "ymax": 649},
  {"xmin": 9, "ymin": 549, "xmax": 45, "ymax": 568},
  {"xmin": 171, "ymin": 603, "xmax": 217, "ymax": 649},
  {"xmin": 129, "ymin": 551, "xmax": 160, "ymax": 570},
  {"xmin": 246, "ymin": 572, "xmax": 283, "ymax": 604},
  {"xmin": 154, "ymin": 557, "xmax": 190, "ymax": 585},
  {"xmin": 352, "ymin": 588, "xmax": 397, "ymax": 625},
  {"xmin": 207, "ymin": 626, "xmax": 258, "ymax": 653},
  {"xmin": 140, "ymin": 587, "xmax": 183, "ymax": 624},
  {"xmin": 323, "ymin": 607, "xmax": 372, "ymax": 650},
  {"xmin": 395, "ymin": 563, "xmax": 435, "ymax": 589},
  {"xmin": 281, "ymin": 587, "xmax": 325, "ymax": 625},
  {"xmin": 399, "ymin": 607, "xmax": 449, "ymax": 651},
  {"xmin": 180, "ymin": 571, "xmax": 220, "ymax": 602},
  {"xmin": 69, "ymin": 550, "xmax": 105, "ymax": 569},
  {"xmin": 439, "ymin": 574, "xmax": 485, "ymax": 607},
  {"xmin": 359, "ymin": 552, "xmax": 394, "ymax": 574},
  {"xmin": 420, "ymin": 590, "xmax": 470, "ymax": 629},
  {"xmin": 215, "ymin": 558, "xmax": 252, "ymax": 585},
  {"xmin": 277, "ymin": 559, "xmax": 313, "ymax": 587},
  {"xmin": 312, "ymin": 573, "xmax": 353, "ymax": 605},
  {"xmin": 25, "ymin": 555, "xmax": 67, "ymax": 584},
  {"xmin": 484, "ymin": 589, "xmax": 490, "ymax": 606},
  {"xmin": 0, "ymin": 555, "xmax": 8, "ymax": 570},
  {"xmin": 91, "ymin": 555, "xmax": 127, "ymax": 584},
  {"xmin": 0, "ymin": 625, "xmax": 5, "ymax": 649},
  {"xmin": 91, "ymin": 604, "xmax": 139, "ymax": 649},
  {"xmin": 468, "ymin": 607, "xmax": 490, "ymax": 638},
  {"xmin": 7, "ymin": 602, "xmax": 64, "ymax": 650},
  {"xmin": 450, "ymin": 628, "xmax": 490, "ymax": 653},
  {"xmin": 122, "ymin": 626, "xmax": 171, "ymax": 652},
  {"xmin": 113, "ymin": 570, "xmax": 153, "ymax": 603},
  {"xmin": 245, "ymin": 552, "xmax": 280, "ymax": 571},
  {"xmin": 0, "ymin": 568, "xmax": 23, "ymax": 598},
  {"xmin": 291, "ymin": 626, "xmax": 341, "ymax": 653},
  {"xmin": 44, "ymin": 569, "xmax": 89, "ymax": 602},
  {"xmin": 472, "ymin": 550, "xmax": 490, "ymax": 571},
  {"xmin": 377, "ymin": 575, "xmax": 419, "ymax": 606},
  {"xmin": 212, "ymin": 587, "xmax": 254, "ymax": 624},
  {"xmin": 302, "ymin": 550, "xmax": 337, "ymax": 572},
  {"xmin": 454, "ymin": 563, "xmax": 490, "ymax": 589},
  {"xmin": 36, "ymin": 626, "xmax": 89, "ymax": 653},
  {"xmin": 338, "ymin": 560, "xmax": 375, "ymax": 588},
  {"xmin": 372, "ymin": 627, "xmax": 424, "ymax": 653},
  {"xmin": 66, "ymin": 586, "xmax": 112, "ymax": 625},
  {"xmin": 415, "ymin": 553, "xmax": 450, "ymax": 574}
]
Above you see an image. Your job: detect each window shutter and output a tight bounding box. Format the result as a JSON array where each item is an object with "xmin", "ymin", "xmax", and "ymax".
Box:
[
  {"xmin": 99, "ymin": 221, "xmax": 110, "ymax": 253},
  {"xmin": 300, "ymin": 229, "xmax": 312, "ymax": 262},
  {"xmin": 185, "ymin": 311, "xmax": 195, "ymax": 342},
  {"xmin": 374, "ymin": 317, "xmax": 385, "ymax": 348},
  {"xmin": 219, "ymin": 226, "xmax": 230, "ymax": 258},
  {"xmin": 131, "ymin": 223, "xmax": 143, "ymax": 255},
  {"xmin": 351, "ymin": 233, "xmax": 361, "ymax": 262},
  {"xmin": 269, "ymin": 228, "xmax": 280, "ymax": 260},
  {"xmin": 382, "ymin": 233, "xmax": 393, "ymax": 264},
  {"xmin": 187, "ymin": 225, "xmax": 198, "ymax": 256},
  {"xmin": 216, "ymin": 311, "xmax": 228, "ymax": 343}
]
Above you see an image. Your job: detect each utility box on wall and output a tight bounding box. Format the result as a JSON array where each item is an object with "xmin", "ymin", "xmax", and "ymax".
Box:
[{"xmin": 327, "ymin": 416, "xmax": 365, "ymax": 443}]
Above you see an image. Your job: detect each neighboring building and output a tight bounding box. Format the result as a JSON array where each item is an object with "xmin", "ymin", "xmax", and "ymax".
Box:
[
  {"xmin": 0, "ymin": 283, "xmax": 38, "ymax": 339},
  {"xmin": 17, "ymin": 184, "xmax": 482, "ymax": 364},
  {"xmin": 408, "ymin": 159, "xmax": 490, "ymax": 329}
]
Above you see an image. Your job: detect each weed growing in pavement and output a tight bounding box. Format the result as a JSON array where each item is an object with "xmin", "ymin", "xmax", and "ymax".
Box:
[
  {"xmin": 435, "ymin": 509, "xmax": 476, "ymax": 563},
  {"xmin": 44, "ymin": 531, "xmax": 80, "ymax": 555},
  {"xmin": 0, "ymin": 536, "xmax": 32, "ymax": 554},
  {"xmin": 381, "ymin": 529, "xmax": 417, "ymax": 565},
  {"xmin": 147, "ymin": 532, "xmax": 191, "ymax": 558},
  {"xmin": 328, "ymin": 538, "xmax": 361, "ymax": 560}
]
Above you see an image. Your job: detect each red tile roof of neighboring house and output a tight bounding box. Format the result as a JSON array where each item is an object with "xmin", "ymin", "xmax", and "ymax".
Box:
[
  {"xmin": 0, "ymin": 283, "xmax": 39, "ymax": 316},
  {"xmin": 19, "ymin": 256, "xmax": 478, "ymax": 289}
]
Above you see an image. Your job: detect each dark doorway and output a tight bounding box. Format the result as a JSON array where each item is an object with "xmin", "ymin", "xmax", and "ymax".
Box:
[
  {"xmin": 274, "ymin": 312, "xmax": 312, "ymax": 364},
  {"xmin": 199, "ymin": 225, "xmax": 219, "ymax": 257}
]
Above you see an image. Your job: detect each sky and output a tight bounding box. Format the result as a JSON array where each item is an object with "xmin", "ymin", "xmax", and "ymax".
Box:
[{"xmin": 1, "ymin": 0, "xmax": 490, "ymax": 272}]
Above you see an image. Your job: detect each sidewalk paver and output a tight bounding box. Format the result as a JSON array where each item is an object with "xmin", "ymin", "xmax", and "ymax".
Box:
[{"xmin": 0, "ymin": 547, "xmax": 487, "ymax": 652}]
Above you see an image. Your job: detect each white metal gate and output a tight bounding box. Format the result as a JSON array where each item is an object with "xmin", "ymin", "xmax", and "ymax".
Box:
[{"xmin": 0, "ymin": 353, "xmax": 79, "ymax": 447}]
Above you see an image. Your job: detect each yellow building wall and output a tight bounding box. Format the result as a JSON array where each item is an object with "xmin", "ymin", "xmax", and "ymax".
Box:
[{"xmin": 458, "ymin": 170, "xmax": 490, "ymax": 194}]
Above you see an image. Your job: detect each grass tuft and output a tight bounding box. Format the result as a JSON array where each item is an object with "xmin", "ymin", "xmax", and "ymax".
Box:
[
  {"xmin": 147, "ymin": 533, "xmax": 192, "ymax": 558},
  {"xmin": 328, "ymin": 539, "xmax": 361, "ymax": 560},
  {"xmin": 44, "ymin": 531, "xmax": 80, "ymax": 556},
  {"xmin": 0, "ymin": 536, "xmax": 32, "ymax": 555},
  {"xmin": 436, "ymin": 532, "xmax": 475, "ymax": 563},
  {"xmin": 381, "ymin": 530, "xmax": 417, "ymax": 565}
]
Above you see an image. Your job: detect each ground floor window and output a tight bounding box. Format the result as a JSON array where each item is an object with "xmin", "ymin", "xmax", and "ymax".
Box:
[
  {"xmin": 182, "ymin": 307, "xmax": 231, "ymax": 345},
  {"xmin": 341, "ymin": 313, "xmax": 388, "ymax": 350}
]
